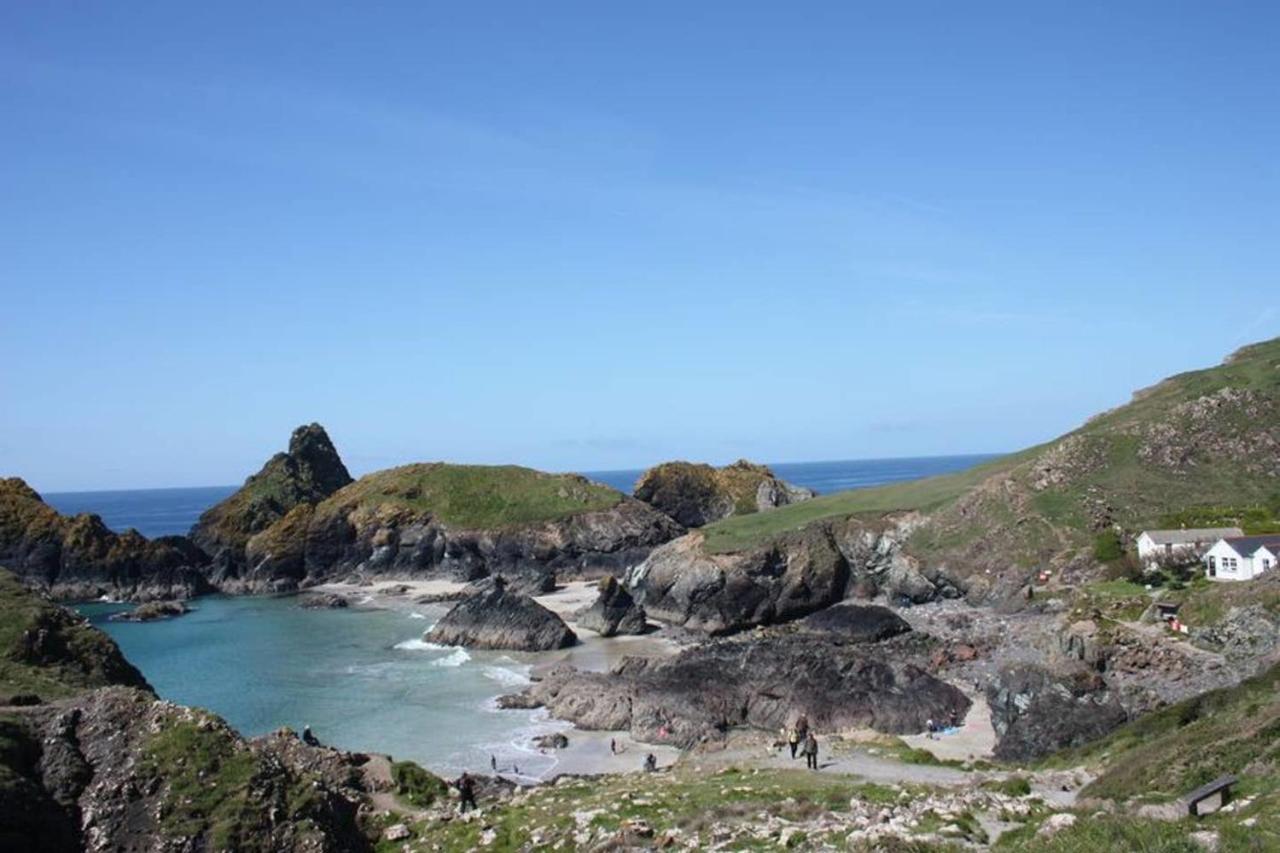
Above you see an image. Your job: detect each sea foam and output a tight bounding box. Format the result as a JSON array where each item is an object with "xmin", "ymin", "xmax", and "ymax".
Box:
[
  {"xmin": 432, "ymin": 648, "xmax": 471, "ymax": 667},
  {"xmin": 393, "ymin": 637, "xmax": 446, "ymax": 651}
]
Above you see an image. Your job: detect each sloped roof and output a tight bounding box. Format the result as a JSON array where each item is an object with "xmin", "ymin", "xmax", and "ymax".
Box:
[
  {"xmin": 1220, "ymin": 535, "xmax": 1280, "ymax": 558},
  {"xmin": 1141, "ymin": 528, "xmax": 1243, "ymax": 545}
]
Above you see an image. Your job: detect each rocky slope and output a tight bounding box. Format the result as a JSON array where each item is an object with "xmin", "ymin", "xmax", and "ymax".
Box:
[
  {"xmin": 425, "ymin": 581, "xmax": 577, "ymax": 651},
  {"xmin": 501, "ymin": 629, "xmax": 969, "ymax": 748},
  {"xmin": 633, "ymin": 459, "xmax": 815, "ymax": 527},
  {"xmin": 235, "ymin": 462, "xmax": 683, "ymax": 593},
  {"xmin": 0, "ymin": 479, "xmax": 211, "ymax": 601},
  {"xmin": 190, "ymin": 422, "xmax": 353, "ymax": 583}
]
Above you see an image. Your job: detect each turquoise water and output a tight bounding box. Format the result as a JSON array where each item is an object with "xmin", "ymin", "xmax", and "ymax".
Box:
[{"xmin": 77, "ymin": 596, "xmax": 562, "ymax": 779}]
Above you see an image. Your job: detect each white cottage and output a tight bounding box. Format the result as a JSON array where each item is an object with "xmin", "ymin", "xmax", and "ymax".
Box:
[
  {"xmin": 1135, "ymin": 528, "xmax": 1242, "ymax": 566},
  {"xmin": 1202, "ymin": 535, "xmax": 1280, "ymax": 581}
]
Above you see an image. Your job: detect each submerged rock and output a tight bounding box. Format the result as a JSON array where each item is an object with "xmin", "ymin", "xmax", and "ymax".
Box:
[
  {"xmin": 576, "ymin": 576, "xmax": 647, "ymax": 636},
  {"xmin": 108, "ymin": 600, "xmax": 189, "ymax": 622},
  {"xmin": 299, "ymin": 592, "xmax": 349, "ymax": 609},
  {"xmin": 426, "ymin": 579, "xmax": 577, "ymax": 651}
]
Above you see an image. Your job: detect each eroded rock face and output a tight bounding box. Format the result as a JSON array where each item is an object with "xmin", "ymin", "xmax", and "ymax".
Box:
[
  {"xmin": 1, "ymin": 688, "xmax": 373, "ymax": 853},
  {"xmin": 632, "ymin": 460, "xmax": 815, "ymax": 528},
  {"xmin": 0, "ymin": 479, "xmax": 212, "ymax": 601},
  {"xmin": 190, "ymin": 423, "xmax": 353, "ymax": 576},
  {"xmin": 503, "ymin": 634, "xmax": 969, "ymax": 748},
  {"xmin": 986, "ymin": 664, "xmax": 1128, "ymax": 761},
  {"xmin": 576, "ymin": 576, "xmax": 647, "ymax": 636},
  {"xmin": 426, "ymin": 581, "xmax": 577, "ymax": 651}
]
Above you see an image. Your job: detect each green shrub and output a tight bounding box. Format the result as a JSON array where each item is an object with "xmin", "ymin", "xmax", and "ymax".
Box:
[
  {"xmin": 1093, "ymin": 531, "xmax": 1124, "ymax": 562},
  {"xmin": 391, "ymin": 761, "xmax": 449, "ymax": 808}
]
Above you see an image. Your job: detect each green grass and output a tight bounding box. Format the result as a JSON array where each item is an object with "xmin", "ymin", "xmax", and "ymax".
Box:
[
  {"xmin": 390, "ymin": 760, "xmax": 448, "ymax": 809},
  {"xmin": 318, "ymin": 463, "xmax": 624, "ymax": 530},
  {"xmin": 700, "ymin": 452, "xmax": 1024, "ymax": 553},
  {"xmin": 981, "ymin": 776, "xmax": 1032, "ymax": 797},
  {"xmin": 139, "ymin": 718, "xmax": 262, "ymax": 848}
]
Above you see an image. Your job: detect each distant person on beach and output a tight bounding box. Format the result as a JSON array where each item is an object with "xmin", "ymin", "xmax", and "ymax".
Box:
[
  {"xmin": 787, "ymin": 726, "xmax": 800, "ymax": 759},
  {"xmin": 302, "ymin": 726, "xmax": 320, "ymax": 747},
  {"xmin": 643, "ymin": 753, "xmax": 657, "ymax": 773},
  {"xmin": 610, "ymin": 738, "xmax": 617, "ymax": 755},
  {"xmin": 490, "ymin": 754, "xmax": 497, "ymax": 771},
  {"xmin": 455, "ymin": 773, "xmax": 477, "ymax": 813},
  {"xmin": 926, "ymin": 719, "xmax": 937, "ymax": 740},
  {"xmin": 795, "ymin": 715, "xmax": 809, "ymax": 741},
  {"xmin": 803, "ymin": 733, "xmax": 819, "ymax": 770}
]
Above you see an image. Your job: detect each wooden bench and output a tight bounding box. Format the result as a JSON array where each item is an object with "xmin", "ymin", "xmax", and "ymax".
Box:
[{"xmin": 1183, "ymin": 774, "xmax": 1237, "ymax": 816}]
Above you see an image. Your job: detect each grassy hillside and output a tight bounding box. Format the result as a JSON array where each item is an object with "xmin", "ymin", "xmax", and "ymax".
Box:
[
  {"xmin": 318, "ymin": 463, "xmax": 625, "ymax": 529},
  {"xmin": 704, "ymin": 339, "xmax": 1280, "ymax": 578},
  {"xmin": 701, "ymin": 451, "xmax": 1030, "ymax": 553}
]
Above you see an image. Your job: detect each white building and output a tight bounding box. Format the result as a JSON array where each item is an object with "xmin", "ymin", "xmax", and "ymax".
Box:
[
  {"xmin": 1202, "ymin": 535, "xmax": 1280, "ymax": 581},
  {"xmin": 1135, "ymin": 528, "xmax": 1242, "ymax": 566}
]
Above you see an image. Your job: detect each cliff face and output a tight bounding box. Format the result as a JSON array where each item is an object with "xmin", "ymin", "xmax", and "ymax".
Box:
[
  {"xmin": 633, "ymin": 459, "xmax": 814, "ymax": 528},
  {"xmin": 190, "ymin": 423, "xmax": 353, "ymax": 580},
  {"xmin": 231, "ymin": 464, "xmax": 684, "ymax": 593},
  {"xmin": 0, "ymin": 479, "xmax": 210, "ymax": 601}
]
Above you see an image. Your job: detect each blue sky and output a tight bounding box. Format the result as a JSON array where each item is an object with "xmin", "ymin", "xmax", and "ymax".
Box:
[{"xmin": 1, "ymin": 2, "xmax": 1277, "ymax": 491}]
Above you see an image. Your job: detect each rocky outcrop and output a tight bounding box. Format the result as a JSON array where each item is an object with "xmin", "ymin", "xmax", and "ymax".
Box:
[
  {"xmin": 0, "ymin": 479, "xmax": 212, "ymax": 602},
  {"xmin": 426, "ymin": 580, "xmax": 577, "ymax": 651},
  {"xmin": 502, "ymin": 633, "xmax": 969, "ymax": 748},
  {"xmin": 633, "ymin": 460, "xmax": 815, "ymax": 528},
  {"xmin": 986, "ymin": 664, "xmax": 1128, "ymax": 761},
  {"xmin": 800, "ymin": 604, "xmax": 911, "ymax": 643},
  {"xmin": 628, "ymin": 526, "xmax": 848, "ymax": 635},
  {"xmin": 190, "ymin": 423, "xmax": 352, "ymax": 579},
  {"xmin": 234, "ymin": 464, "xmax": 683, "ymax": 594},
  {"xmin": 576, "ymin": 576, "xmax": 647, "ymax": 636},
  {"xmin": 107, "ymin": 600, "xmax": 189, "ymax": 622},
  {"xmin": 628, "ymin": 516, "xmax": 961, "ymax": 635},
  {"xmin": 0, "ymin": 570, "xmax": 150, "ymax": 702},
  {"xmin": 0, "ymin": 688, "xmax": 374, "ymax": 853}
]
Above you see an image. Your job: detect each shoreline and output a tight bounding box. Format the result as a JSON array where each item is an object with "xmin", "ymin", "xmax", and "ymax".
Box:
[{"xmin": 309, "ymin": 576, "xmax": 686, "ymax": 780}]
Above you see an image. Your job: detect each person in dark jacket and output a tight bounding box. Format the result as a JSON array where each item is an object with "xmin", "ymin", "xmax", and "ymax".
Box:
[
  {"xmin": 455, "ymin": 773, "xmax": 478, "ymax": 813},
  {"xmin": 803, "ymin": 732, "xmax": 819, "ymax": 770}
]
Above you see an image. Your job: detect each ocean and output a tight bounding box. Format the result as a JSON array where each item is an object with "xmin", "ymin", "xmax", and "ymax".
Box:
[{"xmin": 57, "ymin": 453, "xmax": 995, "ymax": 778}]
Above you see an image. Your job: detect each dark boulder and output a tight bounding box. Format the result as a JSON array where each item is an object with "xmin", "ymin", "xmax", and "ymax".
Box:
[
  {"xmin": 577, "ymin": 576, "xmax": 647, "ymax": 636},
  {"xmin": 800, "ymin": 604, "xmax": 911, "ymax": 643},
  {"xmin": 426, "ymin": 579, "xmax": 577, "ymax": 651},
  {"xmin": 987, "ymin": 664, "xmax": 1128, "ymax": 761},
  {"xmin": 504, "ymin": 634, "xmax": 969, "ymax": 747},
  {"xmin": 533, "ymin": 732, "xmax": 569, "ymax": 749}
]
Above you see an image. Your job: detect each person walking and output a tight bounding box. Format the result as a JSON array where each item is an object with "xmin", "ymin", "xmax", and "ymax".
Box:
[
  {"xmin": 803, "ymin": 732, "xmax": 819, "ymax": 770},
  {"xmin": 643, "ymin": 753, "xmax": 657, "ymax": 773},
  {"xmin": 455, "ymin": 773, "xmax": 477, "ymax": 814},
  {"xmin": 787, "ymin": 726, "xmax": 800, "ymax": 759}
]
